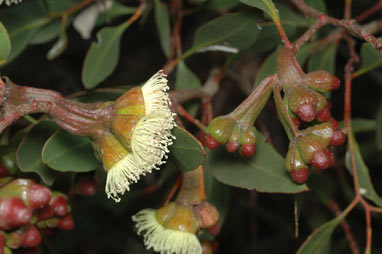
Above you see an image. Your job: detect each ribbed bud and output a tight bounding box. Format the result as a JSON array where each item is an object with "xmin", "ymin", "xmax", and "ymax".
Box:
[
  {"xmin": 285, "ymin": 147, "xmax": 309, "ymax": 184},
  {"xmin": 195, "ymin": 202, "xmax": 219, "ymax": 229},
  {"xmin": 207, "ymin": 116, "xmax": 235, "ymax": 144},
  {"xmin": 305, "ymin": 70, "xmax": 338, "ymax": 93},
  {"xmin": 288, "ymin": 87, "xmax": 318, "ymax": 122}
]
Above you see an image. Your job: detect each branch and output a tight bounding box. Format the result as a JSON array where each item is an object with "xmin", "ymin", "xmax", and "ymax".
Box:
[{"xmin": 292, "ymin": 0, "xmax": 382, "ymax": 51}]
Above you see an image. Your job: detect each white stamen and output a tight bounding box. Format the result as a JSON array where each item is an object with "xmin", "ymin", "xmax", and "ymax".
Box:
[{"xmin": 132, "ymin": 209, "xmax": 202, "ymax": 254}]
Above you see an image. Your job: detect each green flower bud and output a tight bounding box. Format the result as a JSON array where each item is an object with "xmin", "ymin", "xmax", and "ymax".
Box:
[{"xmin": 207, "ymin": 116, "xmax": 235, "ymax": 144}]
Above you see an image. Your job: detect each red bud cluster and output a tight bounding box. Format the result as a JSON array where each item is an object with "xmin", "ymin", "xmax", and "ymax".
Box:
[
  {"xmin": 0, "ymin": 179, "xmax": 74, "ymax": 252},
  {"xmin": 206, "ymin": 116, "xmax": 258, "ymax": 157},
  {"xmin": 285, "ymin": 122, "xmax": 345, "ymax": 184}
]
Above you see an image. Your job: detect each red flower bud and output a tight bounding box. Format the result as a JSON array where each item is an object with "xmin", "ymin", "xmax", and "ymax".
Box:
[
  {"xmin": 226, "ymin": 142, "xmax": 239, "ymax": 153},
  {"xmin": 330, "ymin": 130, "xmax": 346, "ymax": 147},
  {"xmin": 0, "ymin": 197, "xmax": 32, "ymax": 230},
  {"xmin": 315, "ymin": 105, "xmax": 331, "ymax": 122},
  {"xmin": 27, "ymin": 183, "xmax": 51, "ymax": 210},
  {"xmin": 58, "ymin": 214, "xmax": 74, "ymax": 231},
  {"xmin": 311, "ymin": 149, "xmax": 331, "ymax": 170},
  {"xmin": 21, "ymin": 225, "xmax": 41, "ymax": 248},
  {"xmin": 37, "ymin": 205, "xmax": 54, "ymax": 221},
  {"xmin": 206, "ymin": 135, "xmax": 221, "ymax": 150},
  {"xmin": 50, "ymin": 195, "xmax": 69, "ymax": 217},
  {"xmin": 290, "ymin": 168, "xmax": 309, "ymax": 184},
  {"xmin": 76, "ymin": 177, "xmax": 97, "ymax": 197},
  {"xmin": 240, "ymin": 144, "xmax": 256, "ymax": 157}
]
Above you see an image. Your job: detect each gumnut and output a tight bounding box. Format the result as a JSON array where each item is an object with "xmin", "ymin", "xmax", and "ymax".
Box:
[
  {"xmin": 285, "ymin": 146, "xmax": 309, "ymax": 184},
  {"xmin": 206, "ymin": 135, "xmax": 221, "ymax": 150},
  {"xmin": 207, "ymin": 116, "xmax": 235, "ymax": 148},
  {"xmin": 0, "ymin": 179, "xmax": 51, "ymax": 210},
  {"xmin": 304, "ymin": 70, "xmax": 340, "ymax": 93},
  {"xmin": 76, "ymin": 176, "xmax": 97, "ymax": 196},
  {"xmin": 58, "ymin": 214, "xmax": 74, "ymax": 230},
  {"xmin": 238, "ymin": 127, "xmax": 257, "ymax": 157},
  {"xmin": 315, "ymin": 105, "xmax": 331, "ymax": 122},
  {"xmin": 50, "ymin": 192, "xmax": 70, "ymax": 217},
  {"xmin": 0, "ymin": 197, "xmax": 32, "ymax": 230},
  {"xmin": 296, "ymin": 136, "xmax": 327, "ymax": 165},
  {"xmin": 21, "ymin": 225, "xmax": 41, "ymax": 248},
  {"xmin": 287, "ymin": 87, "xmax": 328, "ymax": 122},
  {"xmin": 226, "ymin": 124, "xmax": 240, "ymax": 153},
  {"xmin": 195, "ymin": 202, "xmax": 219, "ymax": 229},
  {"xmin": 37, "ymin": 205, "xmax": 54, "ymax": 221},
  {"xmin": 6, "ymin": 225, "xmax": 41, "ymax": 249}
]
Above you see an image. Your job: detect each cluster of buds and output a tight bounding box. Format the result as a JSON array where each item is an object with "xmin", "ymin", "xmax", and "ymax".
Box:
[
  {"xmin": 285, "ymin": 122, "xmax": 345, "ymax": 183},
  {"xmin": 205, "ymin": 76, "xmax": 273, "ymax": 157},
  {"xmin": 206, "ymin": 116, "xmax": 258, "ymax": 157},
  {"xmin": 277, "ymin": 47, "xmax": 346, "ymax": 183},
  {"xmin": 285, "ymin": 71, "xmax": 340, "ymax": 126},
  {"xmin": 0, "ymin": 178, "xmax": 73, "ymax": 253}
]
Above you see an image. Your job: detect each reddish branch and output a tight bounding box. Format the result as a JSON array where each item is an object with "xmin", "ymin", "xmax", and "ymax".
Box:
[
  {"xmin": 0, "ymin": 77, "xmax": 111, "ymax": 139},
  {"xmin": 291, "ymin": 0, "xmax": 382, "ymax": 51}
]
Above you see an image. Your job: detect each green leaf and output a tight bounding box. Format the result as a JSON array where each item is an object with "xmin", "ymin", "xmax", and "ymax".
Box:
[
  {"xmin": 16, "ymin": 121, "xmax": 59, "ymax": 185},
  {"xmin": 0, "ymin": 22, "xmax": 11, "ymax": 65},
  {"xmin": 345, "ymin": 133, "xmax": 382, "ymax": 206},
  {"xmin": 297, "ymin": 215, "xmax": 344, "ymax": 254},
  {"xmin": 252, "ymin": 23, "xmax": 296, "ymax": 53},
  {"xmin": 42, "ymin": 130, "xmax": 101, "ymax": 172},
  {"xmin": 338, "ymin": 118, "xmax": 376, "ymax": 133},
  {"xmin": 175, "ymin": 61, "xmax": 202, "ymax": 115},
  {"xmin": 255, "ymin": 48, "xmax": 277, "ymax": 85},
  {"xmin": 308, "ymin": 44, "xmax": 338, "ymax": 74},
  {"xmin": 240, "ymin": 0, "xmax": 279, "ymax": 23},
  {"xmin": 45, "ymin": 0, "xmax": 81, "ymax": 12},
  {"xmin": 211, "ymin": 134, "xmax": 308, "ymax": 193},
  {"xmin": 376, "ymin": 105, "xmax": 382, "ymax": 151},
  {"xmin": 184, "ymin": 11, "xmax": 261, "ymax": 58},
  {"xmin": 0, "ymin": 0, "xmax": 50, "ymax": 64},
  {"xmin": 169, "ymin": 127, "xmax": 205, "ymax": 172},
  {"xmin": 96, "ymin": 3, "xmax": 137, "ymax": 26},
  {"xmin": 204, "ymin": 152, "xmax": 230, "ymax": 223},
  {"xmin": 207, "ymin": 0, "xmax": 239, "ymax": 11},
  {"xmin": 304, "ymin": 0, "xmax": 327, "ymax": 13},
  {"xmin": 154, "ymin": 0, "xmax": 171, "ymax": 58},
  {"xmin": 354, "ymin": 43, "xmax": 382, "ymax": 77},
  {"xmin": 275, "ymin": 2, "xmax": 308, "ymax": 27},
  {"xmin": 29, "ymin": 20, "xmax": 61, "ymax": 45},
  {"xmin": 82, "ymin": 23, "xmax": 127, "ymax": 89}
]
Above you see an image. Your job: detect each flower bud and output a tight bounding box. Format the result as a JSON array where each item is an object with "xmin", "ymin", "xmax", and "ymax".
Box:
[
  {"xmin": 76, "ymin": 176, "xmax": 97, "ymax": 197},
  {"xmin": 58, "ymin": 214, "xmax": 74, "ymax": 230},
  {"xmin": 207, "ymin": 116, "xmax": 235, "ymax": 144},
  {"xmin": 296, "ymin": 136, "xmax": 326, "ymax": 165},
  {"xmin": 226, "ymin": 124, "xmax": 240, "ymax": 153},
  {"xmin": 195, "ymin": 202, "xmax": 219, "ymax": 229},
  {"xmin": 304, "ymin": 122, "xmax": 334, "ymax": 146},
  {"xmin": 0, "ymin": 179, "xmax": 51, "ymax": 210},
  {"xmin": 6, "ymin": 225, "xmax": 41, "ymax": 249},
  {"xmin": 288, "ymin": 87, "xmax": 318, "ymax": 122},
  {"xmin": 239, "ymin": 127, "xmax": 257, "ymax": 157},
  {"xmin": 205, "ymin": 135, "xmax": 221, "ymax": 150},
  {"xmin": 0, "ymin": 197, "xmax": 32, "ymax": 230},
  {"xmin": 311, "ymin": 149, "xmax": 332, "ymax": 170},
  {"xmin": 21, "ymin": 225, "xmax": 41, "ymax": 248},
  {"xmin": 305, "ymin": 70, "xmax": 339, "ymax": 93},
  {"xmin": 330, "ymin": 129, "xmax": 346, "ymax": 147},
  {"xmin": 50, "ymin": 192, "xmax": 70, "ymax": 217},
  {"xmin": 285, "ymin": 147, "xmax": 309, "ymax": 184},
  {"xmin": 315, "ymin": 105, "xmax": 331, "ymax": 122}
]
